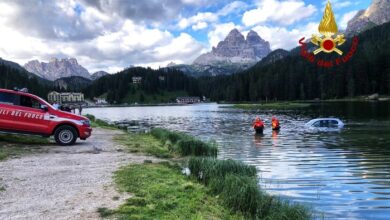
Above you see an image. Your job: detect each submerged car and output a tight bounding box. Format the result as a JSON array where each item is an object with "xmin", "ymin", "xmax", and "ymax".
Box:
[
  {"xmin": 0, "ymin": 88, "xmax": 92, "ymax": 145},
  {"xmin": 305, "ymin": 118, "xmax": 344, "ymax": 132}
]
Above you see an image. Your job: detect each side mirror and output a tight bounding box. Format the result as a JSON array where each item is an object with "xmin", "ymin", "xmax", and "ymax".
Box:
[{"xmin": 40, "ymin": 105, "xmax": 49, "ymax": 112}]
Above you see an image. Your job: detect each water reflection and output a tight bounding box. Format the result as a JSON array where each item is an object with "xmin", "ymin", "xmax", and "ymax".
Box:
[{"xmin": 85, "ymin": 102, "xmax": 390, "ymax": 219}]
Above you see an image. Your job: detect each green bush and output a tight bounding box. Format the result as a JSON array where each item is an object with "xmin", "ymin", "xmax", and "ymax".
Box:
[
  {"xmin": 85, "ymin": 114, "xmax": 95, "ymax": 122},
  {"xmin": 95, "ymin": 119, "xmax": 110, "ymax": 127},
  {"xmin": 149, "ymin": 128, "xmax": 170, "ymax": 140}
]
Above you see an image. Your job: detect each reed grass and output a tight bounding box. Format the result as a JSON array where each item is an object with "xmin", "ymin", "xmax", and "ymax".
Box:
[
  {"xmin": 188, "ymin": 157, "xmax": 310, "ymax": 219},
  {"xmin": 188, "ymin": 157, "xmax": 257, "ymax": 184},
  {"xmin": 150, "ymin": 128, "xmax": 217, "ymax": 157}
]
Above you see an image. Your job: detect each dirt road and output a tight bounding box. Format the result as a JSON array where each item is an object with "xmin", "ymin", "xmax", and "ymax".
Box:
[{"xmin": 0, "ymin": 128, "xmax": 156, "ymax": 220}]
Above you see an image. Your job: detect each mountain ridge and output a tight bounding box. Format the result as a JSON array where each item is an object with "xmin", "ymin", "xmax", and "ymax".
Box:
[
  {"xmin": 24, "ymin": 58, "xmax": 92, "ymax": 81},
  {"xmin": 346, "ymin": 0, "xmax": 390, "ymax": 36}
]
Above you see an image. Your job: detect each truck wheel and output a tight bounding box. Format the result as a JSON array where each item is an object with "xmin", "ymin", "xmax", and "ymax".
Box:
[{"xmin": 54, "ymin": 125, "xmax": 77, "ymax": 146}]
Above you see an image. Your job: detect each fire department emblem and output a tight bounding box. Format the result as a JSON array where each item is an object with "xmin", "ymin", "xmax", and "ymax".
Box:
[{"xmin": 311, "ymin": 1, "xmax": 345, "ymax": 55}]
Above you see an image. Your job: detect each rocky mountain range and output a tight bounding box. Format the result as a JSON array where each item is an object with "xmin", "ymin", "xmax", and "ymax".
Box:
[
  {"xmin": 91, "ymin": 71, "xmax": 109, "ymax": 80},
  {"xmin": 346, "ymin": 0, "xmax": 390, "ymax": 36},
  {"xmin": 24, "ymin": 58, "xmax": 91, "ymax": 81},
  {"xmin": 194, "ymin": 29, "xmax": 271, "ymax": 65},
  {"xmin": 168, "ymin": 29, "xmax": 271, "ymax": 76}
]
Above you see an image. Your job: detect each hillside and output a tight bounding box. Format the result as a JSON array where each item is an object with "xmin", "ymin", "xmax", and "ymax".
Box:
[
  {"xmin": 54, "ymin": 76, "xmax": 92, "ymax": 92},
  {"xmin": 199, "ymin": 22, "xmax": 390, "ymax": 101},
  {"xmin": 83, "ymin": 67, "xmax": 200, "ymax": 104},
  {"xmin": 0, "ymin": 60, "xmax": 52, "ymax": 97}
]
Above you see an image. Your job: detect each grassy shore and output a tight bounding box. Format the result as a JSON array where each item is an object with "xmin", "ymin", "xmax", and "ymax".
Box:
[
  {"xmin": 105, "ymin": 162, "xmax": 245, "ymax": 219},
  {"xmin": 232, "ymin": 102, "xmax": 311, "ymax": 110},
  {"xmin": 115, "ymin": 128, "xmax": 217, "ymax": 158},
  {"xmin": 96, "ymin": 124, "xmax": 311, "ymax": 219},
  {"xmin": 0, "ymin": 134, "xmax": 49, "ymax": 161}
]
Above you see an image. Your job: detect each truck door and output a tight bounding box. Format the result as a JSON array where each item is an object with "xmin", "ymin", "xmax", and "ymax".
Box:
[
  {"xmin": 0, "ymin": 92, "xmax": 18, "ymax": 131},
  {"xmin": 12, "ymin": 94, "xmax": 50, "ymax": 134}
]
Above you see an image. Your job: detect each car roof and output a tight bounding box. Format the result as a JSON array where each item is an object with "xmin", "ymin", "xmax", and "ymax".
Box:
[{"xmin": 308, "ymin": 118, "xmax": 342, "ymax": 123}]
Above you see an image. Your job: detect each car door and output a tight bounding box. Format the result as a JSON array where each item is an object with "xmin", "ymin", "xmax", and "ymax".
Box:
[
  {"xmin": 0, "ymin": 91, "xmax": 18, "ymax": 131},
  {"xmin": 11, "ymin": 94, "xmax": 50, "ymax": 134}
]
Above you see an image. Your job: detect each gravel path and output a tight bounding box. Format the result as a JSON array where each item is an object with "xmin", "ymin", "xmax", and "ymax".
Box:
[{"xmin": 0, "ymin": 128, "xmax": 157, "ymax": 220}]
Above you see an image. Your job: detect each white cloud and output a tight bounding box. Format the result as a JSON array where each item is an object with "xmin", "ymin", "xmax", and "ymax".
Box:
[
  {"xmin": 339, "ymin": 10, "xmax": 358, "ymax": 29},
  {"xmin": 192, "ymin": 21, "xmax": 208, "ymax": 30},
  {"xmin": 207, "ymin": 22, "xmax": 242, "ymax": 47},
  {"xmin": 321, "ymin": 0, "xmax": 358, "ymax": 9},
  {"xmin": 153, "ymin": 33, "xmax": 204, "ymax": 61},
  {"xmin": 0, "ymin": 1, "xmax": 207, "ymax": 72},
  {"xmin": 177, "ymin": 1, "xmax": 247, "ymax": 31},
  {"xmin": 242, "ymin": 0, "xmax": 317, "ymax": 26},
  {"xmin": 178, "ymin": 12, "xmax": 218, "ymax": 29},
  {"xmin": 218, "ymin": 1, "xmax": 248, "ymax": 16},
  {"xmin": 252, "ymin": 22, "xmax": 318, "ymax": 50}
]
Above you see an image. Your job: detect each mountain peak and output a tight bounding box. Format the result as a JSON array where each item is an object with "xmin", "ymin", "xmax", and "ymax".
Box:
[
  {"xmin": 346, "ymin": 0, "xmax": 390, "ymax": 35},
  {"xmin": 228, "ymin": 28, "xmax": 241, "ymax": 35},
  {"xmin": 224, "ymin": 28, "xmax": 245, "ymax": 43},
  {"xmin": 192, "ymin": 29, "xmax": 271, "ymax": 75},
  {"xmin": 91, "ymin": 71, "xmax": 109, "ymax": 80},
  {"xmin": 24, "ymin": 57, "xmax": 91, "ymax": 81},
  {"xmin": 247, "ymin": 30, "xmax": 257, "ymax": 36}
]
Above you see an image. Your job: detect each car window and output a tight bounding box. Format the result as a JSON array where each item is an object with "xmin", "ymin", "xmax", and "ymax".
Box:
[
  {"xmin": 17, "ymin": 95, "xmax": 42, "ymax": 109},
  {"xmin": 330, "ymin": 120, "xmax": 339, "ymax": 127},
  {"xmin": 0, "ymin": 92, "xmax": 17, "ymax": 105},
  {"xmin": 312, "ymin": 121, "xmax": 321, "ymax": 127}
]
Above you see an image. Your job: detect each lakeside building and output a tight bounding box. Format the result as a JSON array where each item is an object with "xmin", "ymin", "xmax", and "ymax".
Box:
[
  {"xmin": 48, "ymin": 91, "xmax": 85, "ymax": 104},
  {"xmin": 132, "ymin": 76, "xmax": 142, "ymax": 84},
  {"xmin": 176, "ymin": 97, "xmax": 201, "ymax": 104},
  {"xmin": 93, "ymin": 97, "xmax": 108, "ymax": 105}
]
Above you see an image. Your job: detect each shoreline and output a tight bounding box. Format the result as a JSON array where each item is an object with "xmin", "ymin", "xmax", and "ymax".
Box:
[
  {"xmin": 0, "ymin": 116, "xmax": 311, "ymax": 219},
  {"xmin": 84, "ymin": 102, "xmax": 215, "ymax": 108},
  {"xmin": 89, "ymin": 120, "xmax": 311, "ymax": 219},
  {"xmin": 83, "ymin": 96, "xmax": 390, "ymax": 109}
]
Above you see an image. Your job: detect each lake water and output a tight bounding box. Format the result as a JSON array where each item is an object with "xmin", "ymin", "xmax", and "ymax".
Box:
[{"xmin": 85, "ymin": 102, "xmax": 390, "ymax": 219}]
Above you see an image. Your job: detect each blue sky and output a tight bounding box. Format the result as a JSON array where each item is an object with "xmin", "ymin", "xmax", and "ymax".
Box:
[
  {"xmin": 173, "ymin": 0, "xmax": 370, "ymax": 41},
  {"xmin": 0, "ymin": 0, "xmax": 372, "ymax": 73}
]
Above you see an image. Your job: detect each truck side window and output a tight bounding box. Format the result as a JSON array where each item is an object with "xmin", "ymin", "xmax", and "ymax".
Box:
[
  {"xmin": 0, "ymin": 92, "xmax": 16, "ymax": 105},
  {"xmin": 18, "ymin": 95, "xmax": 41, "ymax": 109}
]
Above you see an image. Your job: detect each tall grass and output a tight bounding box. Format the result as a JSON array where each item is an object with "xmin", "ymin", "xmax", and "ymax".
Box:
[
  {"xmin": 175, "ymin": 139, "xmax": 218, "ymax": 157},
  {"xmin": 188, "ymin": 157, "xmax": 256, "ymax": 184},
  {"xmin": 150, "ymin": 128, "xmax": 217, "ymax": 157},
  {"xmin": 188, "ymin": 157, "xmax": 310, "ymax": 219}
]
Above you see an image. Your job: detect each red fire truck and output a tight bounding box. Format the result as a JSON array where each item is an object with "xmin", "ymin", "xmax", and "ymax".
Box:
[{"xmin": 0, "ymin": 88, "xmax": 92, "ymax": 145}]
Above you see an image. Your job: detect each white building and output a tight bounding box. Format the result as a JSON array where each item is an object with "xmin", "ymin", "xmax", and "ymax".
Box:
[
  {"xmin": 48, "ymin": 91, "xmax": 85, "ymax": 104},
  {"xmin": 132, "ymin": 76, "xmax": 142, "ymax": 84},
  {"xmin": 94, "ymin": 97, "xmax": 108, "ymax": 105},
  {"xmin": 176, "ymin": 97, "xmax": 201, "ymax": 104}
]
